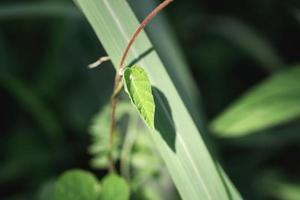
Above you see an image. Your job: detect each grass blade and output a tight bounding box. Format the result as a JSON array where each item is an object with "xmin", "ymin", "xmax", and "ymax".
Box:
[
  {"xmin": 74, "ymin": 1, "xmax": 241, "ymax": 199},
  {"xmin": 0, "ymin": 74, "xmax": 63, "ymax": 144},
  {"xmin": 0, "ymin": 2, "xmax": 80, "ymax": 20},
  {"xmin": 211, "ymin": 65, "xmax": 300, "ymax": 137}
]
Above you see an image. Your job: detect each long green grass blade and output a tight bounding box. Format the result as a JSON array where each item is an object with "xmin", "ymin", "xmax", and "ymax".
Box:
[
  {"xmin": 0, "ymin": 2, "xmax": 80, "ymax": 20},
  {"xmin": 211, "ymin": 65, "xmax": 300, "ymax": 137},
  {"xmin": 74, "ymin": 1, "xmax": 241, "ymax": 199},
  {"xmin": 0, "ymin": 74, "xmax": 63, "ymax": 144}
]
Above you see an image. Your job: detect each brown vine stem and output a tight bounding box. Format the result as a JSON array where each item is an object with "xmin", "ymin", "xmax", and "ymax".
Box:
[{"xmin": 107, "ymin": 0, "xmax": 173, "ymax": 173}]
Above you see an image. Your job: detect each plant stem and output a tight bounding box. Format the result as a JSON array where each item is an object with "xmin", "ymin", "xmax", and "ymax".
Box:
[
  {"xmin": 119, "ymin": 0, "xmax": 174, "ymax": 70},
  {"xmin": 108, "ymin": 0, "xmax": 173, "ymax": 173}
]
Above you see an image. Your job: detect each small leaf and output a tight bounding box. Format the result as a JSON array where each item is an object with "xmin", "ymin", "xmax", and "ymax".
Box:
[
  {"xmin": 53, "ymin": 169, "xmax": 100, "ymax": 200},
  {"xmin": 123, "ymin": 66, "xmax": 155, "ymax": 129},
  {"xmin": 211, "ymin": 65, "xmax": 300, "ymax": 137},
  {"xmin": 100, "ymin": 174, "xmax": 130, "ymax": 200}
]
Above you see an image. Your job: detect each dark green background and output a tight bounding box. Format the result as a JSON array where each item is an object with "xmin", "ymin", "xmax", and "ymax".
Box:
[{"xmin": 0, "ymin": 0, "xmax": 300, "ymax": 199}]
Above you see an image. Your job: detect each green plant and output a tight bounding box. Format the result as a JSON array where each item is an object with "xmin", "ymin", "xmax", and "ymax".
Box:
[
  {"xmin": 53, "ymin": 0, "xmax": 242, "ymax": 199},
  {"xmin": 53, "ymin": 170, "xmax": 129, "ymax": 200},
  {"xmin": 3, "ymin": 0, "xmax": 299, "ymax": 200},
  {"xmin": 211, "ymin": 65, "xmax": 300, "ymax": 137}
]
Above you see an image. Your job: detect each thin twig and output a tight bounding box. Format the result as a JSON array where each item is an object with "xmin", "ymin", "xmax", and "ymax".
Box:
[
  {"xmin": 108, "ymin": 0, "xmax": 173, "ymax": 173},
  {"xmin": 88, "ymin": 56, "xmax": 110, "ymax": 69}
]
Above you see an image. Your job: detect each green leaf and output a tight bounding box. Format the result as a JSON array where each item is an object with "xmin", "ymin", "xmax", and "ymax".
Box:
[
  {"xmin": 74, "ymin": 0, "xmax": 241, "ymax": 199},
  {"xmin": 123, "ymin": 66, "xmax": 155, "ymax": 129},
  {"xmin": 100, "ymin": 174, "xmax": 130, "ymax": 200},
  {"xmin": 0, "ymin": 74, "xmax": 63, "ymax": 144},
  {"xmin": 36, "ymin": 180, "xmax": 55, "ymax": 200},
  {"xmin": 89, "ymin": 101, "xmax": 134, "ymax": 169},
  {"xmin": 0, "ymin": 2, "xmax": 80, "ymax": 20},
  {"xmin": 211, "ymin": 66, "xmax": 300, "ymax": 137},
  {"xmin": 53, "ymin": 169, "xmax": 100, "ymax": 200},
  {"xmin": 264, "ymin": 174, "xmax": 300, "ymax": 200},
  {"xmin": 272, "ymin": 182, "xmax": 300, "ymax": 200}
]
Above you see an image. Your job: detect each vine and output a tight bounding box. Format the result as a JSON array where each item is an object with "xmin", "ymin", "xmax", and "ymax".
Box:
[{"xmin": 108, "ymin": 0, "xmax": 173, "ymax": 173}]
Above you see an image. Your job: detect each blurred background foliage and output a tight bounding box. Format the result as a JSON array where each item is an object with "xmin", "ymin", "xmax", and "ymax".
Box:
[{"xmin": 1, "ymin": 0, "xmax": 300, "ymax": 199}]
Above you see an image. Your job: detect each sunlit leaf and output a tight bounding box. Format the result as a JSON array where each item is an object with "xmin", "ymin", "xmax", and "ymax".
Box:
[
  {"xmin": 211, "ymin": 65, "xmax": 300, "ymax": 137},
  {"xmin": 123, "ymin": 66, "xmax": 155, "ymax": 129}
]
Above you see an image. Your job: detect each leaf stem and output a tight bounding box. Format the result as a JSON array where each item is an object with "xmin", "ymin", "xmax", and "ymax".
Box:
[{"xmin": 108, "ymin": 0, "xmax": 173, "ymax": 173}]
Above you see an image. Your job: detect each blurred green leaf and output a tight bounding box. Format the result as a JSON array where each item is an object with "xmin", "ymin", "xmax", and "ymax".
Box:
[
  {"xmin": 229, "ymin": 124, "xmax": 300, "ymax": 148},
  {"xmin": 0, "ymin": 127, "xmax": 54, "ymax": 183},
  {"xmin": 0, "ymin": 74, "xmax": 63, "ymax": 144},
  {"xmin": 209, "ymin": 17, "xmax": 283, "ymax": 70},
  {"xmin": 88, "ymin": 103, "xmax": 118, "ymax": 169},
  {"xmin": 100, "ymin": 174, "xmax": 130, "ymax": 200},
  {"xmin": 0, "ymin": 2, "xmax": 80, "ymax": 20},
  {"xmin": 123, "ymin": 66, "xmax": 155, "ymax": 129},
  {"xmin": 36, "ymin": 180, "xmax": 55, "ymax": 200},
  {"xmin": 89, "ymin": 102, "xmax": 132, "ymax": 169},
  {"xmin": 272, "ymin": 182, "xmax": 300, "ymax": 200},
  {"xmin": 53, "ymin": 170, "xmax": 100, "ymax": 200},
  {"xmin": 263, "ymin": 173, "xmax": 300, "ymax": 200},
  {"xmin": 211, "ymin": 65, "xmax": 300, "ymax": 137},
  {"xmin": 130, "ymin": 151, "xmax": 171, "ymax": 200},
  {"xmin": 131, "ymin": 133, "xmax": 162, "ymax": 177},
  {"xmin": 122, "ymin": 118, "xmax": 178, "ymax": 200},
  {"xmin": 294, "ymin": 9, "xmax": 300, "ymax": 24}
]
